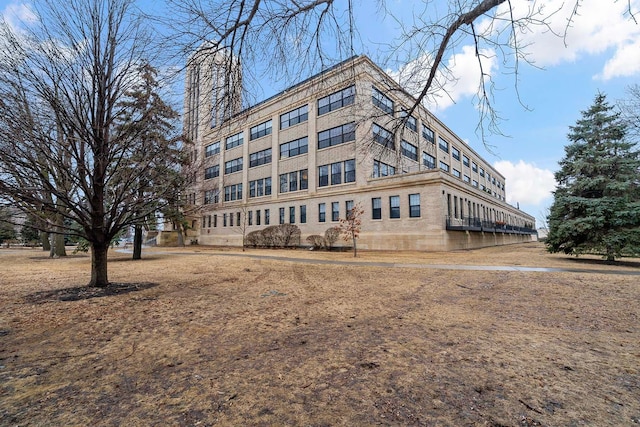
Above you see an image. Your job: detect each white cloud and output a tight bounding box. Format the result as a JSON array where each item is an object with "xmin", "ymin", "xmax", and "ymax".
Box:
[
  {"xmin": 494, "ymin": 160, "xmax": 555, "ymax": 207},
  {"xmin": 387, "ymin": 45, "xmax": 497, "ymax": 112},
  {"xmin": 1, "ymin": 2, "xmax": 37, "ymax": 31},
  {"xmin": 491, "ymin": 0, "xmax": 640, "ymax": 80}
]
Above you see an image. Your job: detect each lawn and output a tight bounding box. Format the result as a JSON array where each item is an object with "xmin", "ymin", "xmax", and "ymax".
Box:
[{"xmin": 1, "ymin": 242, "xmax": 639, "ymax": 426}]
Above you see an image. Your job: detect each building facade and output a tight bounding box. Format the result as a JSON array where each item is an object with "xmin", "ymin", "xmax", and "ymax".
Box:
[{"xmin": 173, "ymin": 54, "xmax": 536, "ymax": 251}]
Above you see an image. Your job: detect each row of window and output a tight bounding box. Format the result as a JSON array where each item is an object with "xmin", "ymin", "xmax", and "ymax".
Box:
[
  {"xmin": 318, "ymin": 159, "xmax": 356, "ymax": 187},
  {"xmin": 202, "ymin": 194, "xmax": 422, "ymax": 230}
]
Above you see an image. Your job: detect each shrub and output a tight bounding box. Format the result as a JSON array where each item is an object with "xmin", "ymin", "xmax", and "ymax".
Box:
[
  {"xmin": 248, "ymin": 224, "xmax": 301, "ymax": 248},
  {"xmin": 324, "ymin": 227, "xmax": 339, "ymax": 250},
  {"xmin": 306, "ymin": 234, "xmax": 325, "ymax": 250}
]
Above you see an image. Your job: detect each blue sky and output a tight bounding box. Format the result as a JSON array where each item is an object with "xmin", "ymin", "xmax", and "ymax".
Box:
[{"xmin": 2, "ymin": 0, "xmax": 638, "ymax": 225}]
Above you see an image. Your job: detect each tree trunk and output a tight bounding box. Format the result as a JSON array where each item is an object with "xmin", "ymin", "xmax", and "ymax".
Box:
[
  {"xmin": 352, "ymin": 235, "xmax": 357, "ymax": 258},
  {"xmin": 133, "ymin": 224, "xmax": 143, "ymax": 260},
  {"xmin": 41, "ymin": 232, "xmax": 51, "ymax": 251},
  {"xmin": 176, "ymin": 223, "xmax": 185, "ymax": 247},
  {"xmin": 90, "ymin": 242, "xmax": 110, "ymax": 287},
  {"xmin": 54, "ymin": 233, "xmax": 67, "ymax": 257}
]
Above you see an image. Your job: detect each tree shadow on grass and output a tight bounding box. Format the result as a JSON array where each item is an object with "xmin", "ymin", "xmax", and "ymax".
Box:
[
  {"xmin": 25, "ymin": 282, "xmax": 159, "ymax": 304},
  {"xmin": 564, "ymin": 257, "xmax": 640, "ymax": 269}
]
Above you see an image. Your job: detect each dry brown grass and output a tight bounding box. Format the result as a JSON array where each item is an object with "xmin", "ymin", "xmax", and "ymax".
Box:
[{"xmin": 1, "ymin": 242, "xmax": 639, "ymax": 426}]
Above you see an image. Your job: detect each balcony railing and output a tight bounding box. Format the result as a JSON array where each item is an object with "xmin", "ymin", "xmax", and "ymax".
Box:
[{"xmin": 446, "ymin": 217, "xmax": 536, "ymax": 235}]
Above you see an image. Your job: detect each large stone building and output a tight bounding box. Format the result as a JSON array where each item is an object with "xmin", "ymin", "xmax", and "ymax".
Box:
[{"xmin": 174, "ymin": 52, "xmax": 536, "ymax": 250}]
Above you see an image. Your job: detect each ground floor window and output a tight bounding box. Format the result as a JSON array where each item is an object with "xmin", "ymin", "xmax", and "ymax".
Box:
[
  {"xmin": 319, "ymin": 203, "xmax": 326, "ymax": 222},
  {"xmin": 300, "ymin": 205, "xmax": 307, "ymax": 223},
  {"xmin": 332, "ymin": 202, "xmax": 339, "ymax": 221},
  {"xmin": 390, "ymin": 195, "xmax": 400, "ymax": 219},
  {"xmin": 409, "ymin": 193, "xmax": 420, "ymax": 218},
  {"xmin": 372, "ymin": 197, "xmax": 381, "ymax": 219},
  {"xmin": 279, "ymin": 207, "xmax": 285, "ymax": 224}
]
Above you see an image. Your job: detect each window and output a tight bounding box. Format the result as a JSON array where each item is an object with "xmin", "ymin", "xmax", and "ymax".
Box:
[
  {"xmin": 318, "ymin": 165, "xmax": 329, "ymax": 187},
  {"xmin": 401, "ymin": 140, "xmax": 418, "ymax": 161},
  {"xmin": 422, "ymin": 125, "xmax": 434, "ymax": 144},
  {"xmin": 463, "ymin": 174, "xmax": 471, "ymax": 183},
  {"xmin": 439, "ymin": 137, "xmax": 449, "ymax": 153},
  {"xmin": 452, "ymin": 146, "xmax": 460, "ymax": 160},
  {"xmin": 453, "ymin": 168, "xmax": 461, "ymax": 178},
  {"xmin": 249, "ymin": 148, "xmax": 272, "ymax": 168},
  {"xmin": 318, "ymin": 85, "xmax": 355, "ymax": 115},
  {"xmin": 279, "ymin": 169, "xmax": 308, "ymax": 193},
  {"xmin": 289, "ymin": 206, "xmax": 295, "ymax": 224},
  {"xmin": 205, "ymin": 165, "xmax": 219, "ymax": 180},
  {"xmin": 400, "ymin": 110, "xmax": 417, "ymax": 131},
  {"xmin": 204, "ymin": 189, "xmax": 219, "ymax": 204},
  {"xmin": 249, "ymin": 177, "xmax": 272, "ymax": 198},
  {"xmin": 250, "ymin": 119, "xmax": 272, "ymax": 140},
  {"xmin": 223, "ymin": 184, "xmax": 243, "ymax": 201},
  {"xmin": 205, "ymin": 141, "xmax": 220, "ymax": 157},
  {"xmin": 472, "ymin": 180, "xmax": 478, "ymax": 188},
  {"xmin": 372, "ymin": 123, "xmax": 394, "ymax": 149},
  {"xmin": 439, "ymin": 161, "xmax": 449, "ymax": 172},
  {"xmin": 472, "ymin": 162, "xmax": 478, "ymax": 172},
  {"xmin": 214, "ymin": 214, "xmax": 217, "ymax": 227},
  {"xmin": 372, "ymin": 86, "xmax": 394, "ymax": 114},
  {"xmin": 422, "ymin": 152, "xmax": 435, "ymax": 169},
  {"xmin": 256, "ymin": 210, "xmax": 261, "ymax": 226},
  {"xmin": 280, "ymin": 136, "xmax": 308, "ymax": 158},
  {"xmin": 373, "ymin": 160, "xmax": 396, "ymax": 178},
  {"xmin": 265, "ymin": 209, "xmax": 270, "ymax": 225},
  {"xmin": 319, "ymin": 203, "xmax": 326, "ymax": 222},
  {"xmin": 248, "ymin": 211, "xmax": 253, "ymax": 226},
  {"xmin": 279, "ymin": 207, "xmax": 285, "ymax": 225},
  {"xmin": 409, "ymin": 194, "xmax": 420, "ymax": 218},
  {"xmin": 223, "ymin": 213, "xmax": 227, "ymax": 227},
  {"xmin": 300, "ymin": 205, "xmax": 307, "ymax": 224},
  {"xmin": 230, "ymin": 212, "xmax": 233, "ymax": 226},
  {"xmin": 389, "ymin": 195, "xmax": 400, "ymax": 219},
  {"xmin": 479, "ymin": 167, "xmax": 485, "ymax": 177},
  {"xmin": 318, "ymin": 122, "xmax": 356, "ymax": 149},
  {"xmin": 225, "ymin": 132, "xmax": 243, "ymax": 150},
  {"xmin": 344, "ymin": 159, "xmax": 356, "ymax": 183},
  {"xmin": 332, "ymin": 202, "xmax": 340, "ymax": 221},
  {"xmin": 463, "ymin": 155, "xmax": 470, "ymax": 167},
  {"xmin": 346, "ymin": 200, "xmax": 354, "ymax": 217},
  {"xmin": 236, "ymin": 212, "xmax": 241, "ymax": 226},
  {"xmin": 319, "ymin": 160, "xmax": 356, "ymax": 186},
  {"xmin": 280, "ymin": 104, "xmax": 308, "ymax": 129},
  {"xmin": 225, "ymin": 157, "xmax": 243, "ymax": 174},
  {"xmin": 331, "ymin": 162, "xmax": 342, "ymax": 185},
  {"xmin": 372, "ymin": 197, "xmax": 382, "ymax": 220}
]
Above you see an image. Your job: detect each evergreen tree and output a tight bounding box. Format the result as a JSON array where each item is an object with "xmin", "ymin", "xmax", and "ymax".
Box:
[{"xmin": 546, "ymin": 93, "xmax": 640, "ymax": 261}]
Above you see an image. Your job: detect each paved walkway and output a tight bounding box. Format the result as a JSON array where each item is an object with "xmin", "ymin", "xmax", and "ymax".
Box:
[{"xmin": 143, "ymin": 250, "xmax": 640, "ymax": 276}]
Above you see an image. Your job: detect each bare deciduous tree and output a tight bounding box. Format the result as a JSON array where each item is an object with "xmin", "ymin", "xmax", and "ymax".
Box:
[{"xmin": 0, "ymin": 0, "xmax": 185, "ymax": 287}]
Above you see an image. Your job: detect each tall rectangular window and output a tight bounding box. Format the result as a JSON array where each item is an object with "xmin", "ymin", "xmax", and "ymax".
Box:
[
  {"xmin": 214, "ymin": 214, "xmax": 217, "ymax": 227},
  {"xmin": 289, "ymin": 206, "xmax": 295, "ymax": 224},
  {"xmin": 279, "ymin": 207, "xmax": 285, "ymax": 225},
  {"xmin": 409, "ymin": 194, "xmax": 420, "ymax": 218},
  {"xmin": 332, "ymin": 202, "xmax": 340, "ymax": 221},
  {"xmin": 223, "ymin": 213, "xmax": 227, "ymax": 227},
  {"xmin": 300, "ymin": 205, "xmax": 307, "ymax": 223},
  {"xmin": 372, "ymin": 123, "xmax": 394, "ymax": 149},
  {"xmin": 346, "ymin": 200, "xmax": 354, "ymax": 217},
  {"xmin": 280, "ymin": 104, "xmax": 308, "ymax": 129},
  {"xmin": 463, "ymin": 155, "xmax": 470, "ymax": 167},
  {"xmin": 372, "ymin": 86, "xmax": 394, "ymax": 114},
  {"xmin": 331, "ymin": 162, "xmax": 342, "ymax": 185},
  {"xmin": 318, "ymin": 165, "xmax": 329, "ymax": 187},
  {"xmin": 439, "ymin": 137, "xmax": 449, "ymax": 153},
  {"xmin": 372, "ymin": 197, "xmax": 382, "ymax": 220},
  {"xmin": 401, "ymin": 140, "xmax": 418, "ymax": 161},
  {"xmin": 230, "ymin": 212, "xmax": 234, "ymax": 226},
  {"xmin": 472, "ymin": 162, "xmax": 478, "ymax": 172},
  {"xmin": 248, "ymin": 211, "xmax": 253, "ymax": 226},
  {"xmin": 256, "ymin": 210, "xmax": 261, "ymax": 226},
  {"xmin": 390, "ymin": 195, "xmax": 400, "ymax": 219},
  {"xmin": 205, "ymin": 141, "xmax": 220, "ymax": 157},
  {"xmin": 452, "ymin": 146, "xmax": 460, "ymax": 160},
  {"xmin": 265, "ymin": 209, "xmax": 270, "ymax": 225},
  {"xmin": 280, "ymin": 136, "xmax": 308, "ymax": 158},
  {"xmin": 225, "ymin": 132, "xmax": 243, "ymax": 150},
  {"xmin": 318, "ymin": 203, "xmax": 326, "ymax": 222},
  {"xmin": 318, "ymin": 85, "xmax": 355, "ymax": 115},
  {"xmin": 250, "ymin": 119, "xmax": 272, "ymax": 140},
  {"xmin": 422, "ymin": 152, "xmax": 435, "ymax": 169},
  {"xmin": 249, "ymin": 148, "xmax": 271, "ymax": 167},
  {"xmin": 422, "ymin": 125, "xmax": 434, "ymax": 143},
  {"xmin": 318, "ymin": 122, "xmax": 356, "ymax": 149},
  {"xmin": 344, "ymin": 159, "xmax": 356, "ymax": 183}
]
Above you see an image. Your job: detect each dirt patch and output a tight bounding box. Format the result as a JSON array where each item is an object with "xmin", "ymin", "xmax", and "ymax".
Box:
[
  {"xmin": 1, "ymin": 242, "xmax": 639, "ymax": 426},
  {"xmin": 25, "ymin": 282, "xmax": 159, "ymax": 303}
]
